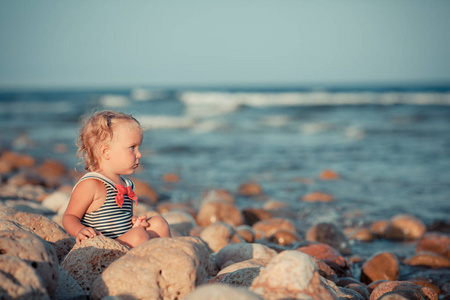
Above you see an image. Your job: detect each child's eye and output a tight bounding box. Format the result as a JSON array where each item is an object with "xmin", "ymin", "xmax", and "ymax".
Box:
[{"xmin": 130, "ymin": 146, "xmax": 135, "ymax": 150}]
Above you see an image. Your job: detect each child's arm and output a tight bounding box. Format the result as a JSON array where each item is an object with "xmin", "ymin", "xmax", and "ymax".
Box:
[{"xmin": 63, "ymin": 179, "xmax": 102, "ymax": 244}]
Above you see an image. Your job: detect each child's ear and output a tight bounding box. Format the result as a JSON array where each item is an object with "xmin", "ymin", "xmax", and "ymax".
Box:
[{"xmin": 99, "ymin": 144, "xmax": 110, "ymax": 160}]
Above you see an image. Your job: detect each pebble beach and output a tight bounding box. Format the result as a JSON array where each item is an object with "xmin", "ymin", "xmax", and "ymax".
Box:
[{"xmin": 1, "ymin": 88, "xmax": 450, "ymax": 299}]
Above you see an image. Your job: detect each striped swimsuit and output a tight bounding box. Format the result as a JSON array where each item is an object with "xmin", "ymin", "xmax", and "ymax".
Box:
[{"xmin": 78, "ymin": 172, "xmax": 134, "ymax": 239}]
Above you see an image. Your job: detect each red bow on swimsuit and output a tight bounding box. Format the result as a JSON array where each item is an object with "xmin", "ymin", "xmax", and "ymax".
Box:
[{"xmin": 115, "ymin": 184, "xmax": 138, "ymax": 208}]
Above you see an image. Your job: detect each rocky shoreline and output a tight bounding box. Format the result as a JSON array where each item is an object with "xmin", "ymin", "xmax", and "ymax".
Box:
[{"xmin": 0, "ymin": 150, "xmax": 449, "ymax": 299}]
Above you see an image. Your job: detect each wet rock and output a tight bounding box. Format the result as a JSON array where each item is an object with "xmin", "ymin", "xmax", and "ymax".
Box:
[
  {"xmin": 338, "ymin": 287, "xmax": 365, "ymax": 300},
  {"xmin": 90, "ymin": 237, "xmax": 217, "ymax": 300},
  {"xmin": 249, "ymin": 250, "xmax": 340, "ymax": 299},
  {"xmin": 0, "ymin": 206, "xmax": 74, "ymax": 261},
  {"xmin": 319, "ymin": 169, "xmax": 340, "ymax": 180},
  {"xmin": 416, "ymin": 232, "xmax": 450, "ymax": 258},
  {"xmin": 360, "ymin": 252, "xmax": 400, "ymax": 284},
  {"xmin": 369, "ymin": 280, "xmax": 438, "ymax": 300},
  {"xmin": 0, "ymin": 229, "xmax": 59, "ymax": 298},
  {"xmin": 215, "ymin": 243, "xmax": 277, "ymax": 269},
  {"xmin": 404, "ymin": 251, "xmax": 450, "ymax": 268},
  {"xmin": 162, "ymin": 210, "xmax": 197, "ymax": 236},
  {"xmin": 162, "ymin": 172, "xmax": 180, "ymax": 182},
  {"xmin": 268, "ymin": 229, "xmax": 302, "ymax": 246},
  {"xmin": 0, "ymin": 150, "xmax": 36, "ymax": 170},
  {"xmin": 301, "ymin": 191, "xmax": 334, "ymax": 202},
  {"xmin": 184, "ymin": 284, "xmax": 263, "ymax": 300},
  {"xmin": 344, "ymin": 227, "xmax": 375, "ymax": 242},
  {"xmin": 60, "ymin": 235, "xmax": 129, "ymax": 293},
  {"xmin": 55, "ymin": 266, "xmax": 85, "ymax": 300},
  {"xmin": 297, "ymin": 242, "xmax": 351, "ymax": 277},
  {"xmin": 236, "ymin": 225, "xmax": 255, "ymax": 243},
  {"xmin": 384, "ymin": 214, "xmax": 426, "ymax": 241},
  {"xmin": 252, "ymin": 218, "xmax": 297, "ymax": 240},
  {"xmin": 370, "ymin": 220, "xmax": 389, "ymax": 237},
  {"xmin": 196, "ymin": 200, "xmax": 244, "ymax": 227},
  {"xmin": 428, "ymin": 219, "xmax": 450, "ymax": 234},
  {"xmin": 0, "ymin": 255, "xmax": 49, "ymax": 300},
  {"xmin": 130, "ymin": 177, "xmax": 158, "ymax": 204},
  {"xmin": 345, "ymin": 283, "xmax": 370, "ymax": 300},
  {"xmin": 306, "ymin": 222, "xmax": 352, "ymax": 255},
  {"xmin": 309, "ymin": 256, "xmax": 338, "ymax": 283},
  {"xmin": 238, "ymin": 182, "xmax": 263, "ymax": 196},
  {"xmin": 242, "ymin": 207, "xmax": 272, "ymax": 226},
  {"xmin": 200, "ymin": 222, "xmax": 243, "ymax": 252},
  {"xmin": 202, "ymin": 189, "xmax": 235, "ymax": 204},
  {"xmin": 408, "ymin": 278, "xmax": 441, "ymax": 296}
]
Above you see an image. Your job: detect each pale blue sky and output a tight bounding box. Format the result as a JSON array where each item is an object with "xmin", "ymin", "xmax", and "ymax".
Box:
[{"xmin": 1, "ymin": 0, "xmax": 449, "ymax": 89}]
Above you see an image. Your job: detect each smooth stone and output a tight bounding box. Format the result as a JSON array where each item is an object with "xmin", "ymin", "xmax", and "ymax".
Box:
[
  {"xmin": 235, "ymin": 225, "xmax": 255, "ymax": 243},
  {"xmin": 130, "ymin": 177, "xmax": 158, "ymax": 204},
  {"xmin": 416, "ymin": 232, "xmax": 450, "ymax": 258},
  {"xmin": 384, "ymin": 214, "xmax": 426, "ymax": 241},
  {"xmin": 252, "ymin": 218, "xmax": 297, "ymax": 240},
  {"xmin": 369, "ymin": 280, "xmax": 438, "ymax": 300},
  {"xmin": 215, "ymin": 243, "xmax": 277, "ymax": 269},
  {"xmin": 218, "ymin": 258, "xmax": 271, "ymax": 276},
  {"xmin": 404, "ymin": 251, "xmax": 450, "ymax": 268},
  {"xmin": 242, "ymin": 208, "xmax": 272, "ymax": 226},
  {"xmin": 301, "ymin": 191, "xmax": 334, "ymax": 202},
  {"xmin": 238, "ymin": 182, "xmax": 263, "ymax": 196},
  {"xmin": 196, "ymin": 201, "xmax": 244, "ymax": 227},
  {"xmin": 319, "ymin": 169, "xmax": 340, "ymax": 180},
  {"xmin": 161, "ymin": 210, "xmax": 197, "ymax": 236},
  {"xmin": 268, "ymin": 229, "xmax": 301, "ymax": 246},
  {"xmin": 306, "ymin": 222, "xmax": 352, "ymax": 255},
  {"xmin": 360, "ymin": 252, "xmax": 400, "ymax": 284},
  {"xmin": 297, "ymin": 242, "xmax": 351, "ymax": 277},
  {"xmin": 249, "ymin": 250, "xmax": 340, "ymax": 299},
  {"xmin": 200, "ymin": 222, "xmax": 243, "ymax": 253},
  {"xmin": 184, "ymin": 284, "xmax": 263, "ymax": 300}
]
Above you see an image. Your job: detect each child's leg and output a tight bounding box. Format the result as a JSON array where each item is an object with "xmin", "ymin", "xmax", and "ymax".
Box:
[
  {"xmin": 116, "ymin": 227, "xmax": 150, "ymax": 248},
  {"xmin": 146, "ymin": 216, "xmax": 172, "ymax": 238}
]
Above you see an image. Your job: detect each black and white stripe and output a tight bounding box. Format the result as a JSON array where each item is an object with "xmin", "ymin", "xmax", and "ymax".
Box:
[{"xmin": 78, "ymin": 172, "xmax": 134, "ymax": 239}]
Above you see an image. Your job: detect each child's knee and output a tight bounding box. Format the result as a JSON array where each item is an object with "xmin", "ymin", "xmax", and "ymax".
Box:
[{"xmin": 148, "ymin": 216, "xmax": 171, "ymax": 237}]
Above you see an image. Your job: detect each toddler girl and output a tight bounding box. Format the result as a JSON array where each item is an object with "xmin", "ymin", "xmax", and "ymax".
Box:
[{"xmin": 63, "ymin": 110, "xmax": 171, "ymax": 248}]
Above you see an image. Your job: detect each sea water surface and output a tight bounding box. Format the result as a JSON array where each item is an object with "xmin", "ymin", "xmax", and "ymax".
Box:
[{"xmin": 1, "ymin": 86, "xmax": 449, "ymax": 258}]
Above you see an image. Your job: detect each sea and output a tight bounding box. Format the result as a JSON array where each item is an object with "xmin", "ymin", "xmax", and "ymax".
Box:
[{"xmin": 1, "ymin": 85, "xmax": 449, "ymax": 258}]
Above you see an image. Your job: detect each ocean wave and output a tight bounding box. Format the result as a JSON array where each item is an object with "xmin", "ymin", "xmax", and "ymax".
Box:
[{"xmin": 179, "ymin": 91, "xmax": 450, "ymax": 108}]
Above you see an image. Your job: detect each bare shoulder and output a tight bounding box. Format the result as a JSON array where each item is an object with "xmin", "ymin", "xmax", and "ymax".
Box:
[{"xmin": 71, "ymin": 178, "xmax": 105, "ymax": 200}]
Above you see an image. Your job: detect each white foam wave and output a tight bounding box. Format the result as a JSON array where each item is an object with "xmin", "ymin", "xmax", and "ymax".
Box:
[
  {"xmin": 136, "ymin": 115, "xmax": 195, "ymax": 130},
  {"xmin": 99, "ymin": 94, "xmax": 130, "ymax": 107},
  {"xmin": 179, "ymin": 91, "xmax": 450, "ymax": 108}
]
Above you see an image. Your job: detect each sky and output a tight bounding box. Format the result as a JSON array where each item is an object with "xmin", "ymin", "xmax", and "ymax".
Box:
[{"xmin": 1, "ymin": 0, "xmax": 450, "ymax": 90}]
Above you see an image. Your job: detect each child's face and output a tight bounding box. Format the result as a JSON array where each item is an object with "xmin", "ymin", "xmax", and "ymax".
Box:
[{"xmin": 105, "ymin": 121, "xmax": 143, "ymax": 176}]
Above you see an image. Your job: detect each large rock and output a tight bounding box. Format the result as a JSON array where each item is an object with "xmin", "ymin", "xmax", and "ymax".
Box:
[
  {"xmin": 218, "ymin": 258, "xmax": 271, "ymax": 276},
  {"xmin": 90, "ymin": 237, "xmax": 217, "ymax": 300},
  {"xmin": 249, "ymin": 250, "xmax": 340, "ymax": 299},
  {"xmin": 200, "ymin": 222, "xmax": 244, "ymax": 252},
  {"xmin": 404, "ymin": 251, "xmax": 450, "ymax": 268},
  {"xmin": 297, "ymin": 243, "xmax": 351, "ymax": 277},
  {"xmin": 0, "ymin": 229, "xmax": 58, "ymax": 298},
  {"xmin": 369, "ymin": 280, "xmax": 438, "ymax": 300},
  {"xmin": 0, "ymin": 255, "xmax": 49, "ymax": 300},
  {"xmin": 196, "ymin": 201, "xmax": 244, "ymax": 227},
  {"xmin": 384, "ymin": 214, "xmax": 426, "ymax": 241},
  {"xmin": 184, "ymin": 284, "xmax": 263, "ymax": 300},
  {"xmin": 416, "ymin": 232, "xmax": 450, "ymax": 258},
  {"xmin": 0, "ymin": 205, "xmax": 74, "ymax": 261},
  {"xmin": 360, "ymin": 252, "xmax": 400, "ymax": 284},
  {"xmin": 215, "ymin": 243, "xmax": 277, "ymax": 269},
  {"xmin": 55, "ymin": 266, "xmax": 85, "ymax": 300},
  {"xmin": 60, "ymin": 235, "xmax": 129, "ymax": 293},
  {"xmin": 214, "ymin": 267, "xmax": 263, "ymax": 288}
]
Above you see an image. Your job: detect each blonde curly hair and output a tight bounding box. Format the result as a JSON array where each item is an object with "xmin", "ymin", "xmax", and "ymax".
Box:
[{"xmin": 76, "ymin": 110, "xmax": 141, "ymax": 171}]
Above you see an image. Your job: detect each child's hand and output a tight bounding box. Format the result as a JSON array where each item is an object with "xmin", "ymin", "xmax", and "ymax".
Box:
[
  {"xmin": 76, "ymin": 227, "xmax": 101, "ymax": 244},
  {"xmin": 132, "ymin": 215, "xmax": 149, "ymax": 229}
]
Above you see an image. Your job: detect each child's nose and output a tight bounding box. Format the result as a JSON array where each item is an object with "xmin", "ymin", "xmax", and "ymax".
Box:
[{"xmin": 136, "ymin": 150, "xmax": 142, "ymax": 159}]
